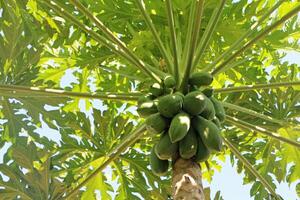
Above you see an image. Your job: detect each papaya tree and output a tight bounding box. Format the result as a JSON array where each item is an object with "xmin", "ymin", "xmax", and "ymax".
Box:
[{"xmin": 0, "ymin": 0, "xmax": 300, "ymax": 199}]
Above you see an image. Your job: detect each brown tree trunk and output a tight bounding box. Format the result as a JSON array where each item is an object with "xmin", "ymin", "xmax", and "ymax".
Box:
[{"xmin": 172, "ymin": 158, "xmax": 205, "ymax": 200}]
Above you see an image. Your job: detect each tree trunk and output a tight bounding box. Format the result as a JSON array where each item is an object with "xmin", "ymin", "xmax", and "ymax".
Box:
[{"xmin": 172, "ymin": 158, "xmax": 205, "ymax": 200}]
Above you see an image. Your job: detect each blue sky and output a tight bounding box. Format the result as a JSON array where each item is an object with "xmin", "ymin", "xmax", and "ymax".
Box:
[
  {"xmin": 0, "ymin": 50, "xmax": 299, "ymax": 199},
  {"xmin": 206, "ymin": 156, "xmax": 299, "ymax": 200}
]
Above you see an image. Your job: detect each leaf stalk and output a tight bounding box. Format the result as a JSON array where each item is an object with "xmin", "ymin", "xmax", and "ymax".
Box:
[
  {"xmin": 135, "ymin": 0, "xmax": 174, "ymax": 74},
  {"xmin": 207, "ymin": 0, "xmax": 284, "ymax": 70},
  {"xmin": 193, "ymin": 0, "xmax": 226, "ymax": 71},
  {"xmin": 222, "ymin": 102, "xmax": 286, "ymax": 126},
  {"xmin": 214, "ymin": 81, "xmax": 300, "ymax": 93},
  {"xmin": 225, "ymin": 115, "xmax": 300, "ymax": 148},
  {"xmin": 180, "ymin": 0, "xmax": 204, "ymax": 93},
  {"xmin": 211, "ymin": 3, "xmax": 300, "ymax": 75},
  {"xmin": 165, "ymin": 0, "xmax": 180, "ymax": 86},
  {"xmin": 0, "ymin": 84, "xmax": 141, "ymax": 101}
]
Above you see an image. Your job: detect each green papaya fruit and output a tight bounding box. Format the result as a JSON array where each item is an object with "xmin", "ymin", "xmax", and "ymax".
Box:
[
  {"xmin": 157, "ymin": 94, "xmax": 183, "ymax": 118},
  {"xmin": 189, "ymin": 72, "xmax": 213, "ymax": 87},
  {"xmin": 189, "ymin": 85, "xmax": 198, "ymax": 92},
  {"xmin": 137, "ymin": 100, "xmax": 158, "ymax": 117},
  {"xmin": 137, "ymin": 93, "xmax": 156, "ymax": 105},
  {"xmin": 192, "ymin": 116, "xmax": 222, "ymax": 152},
  {"xmin": 168, "ymin": 112, "xmax": 191, "ymax": 143},
  {"xmin": 164, "ymin": 87, "xmax": 173, "ymax": 95},
  {"xmin": 150, "ymin": 146, "xmax": 169, "ymax": 176},
  {"xmin": 202, "ymin": 88, "xmax": 214, "ymax": 98},
  {"xmin": 194, "ymin": 135, "xmax": 210, "ymax": 162},
  {"xmin": 145, "ymin": 113, "xmax": 169, "ymax": 134},
  {"xmin": 210, "ymin": 97, "xmax": 225, "ymax": 122},
  {"xmin": 212, "ymin": 117, "xmax": 221, "ymax": 128},
  {"xmin": 155, "ymin": 133, "xmax": 178, "ymax": 160},
  {"xmin": 164, "ymin": 75, "xmax": 176, "ymax": 88},
  {"xmin": 183, "ymin": 91, "xmax": 207, "ymax": 116},
  {"xmin": 174, "ymin": 92, "xmax": 184, "ymax": 100},
  {"xmin": 150, "ymin": 83, "xmax": 164, "ymax": 97},
  {"xmin": 200, "ymin": 97, "xmax": 215, "ymax": 120},
  {"xmin": 179, "ymin": 128, "xmax": 198, "ymax": 159}
]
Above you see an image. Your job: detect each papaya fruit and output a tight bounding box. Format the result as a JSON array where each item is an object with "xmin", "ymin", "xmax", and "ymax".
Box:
[
  {"xmin": 137, "ymin": 94, "xmax": 155, "ymax": 105},
  {"xmin": 157, "ymin": 93, "xmax": 183, "ymax": 118},
  {"xmin": 210, "ymin": 97, "xmax": 225, "ymax": 122},
  {"xmin": 137, "ymin": 100, "xmax": 158, "ymax": 117},
  {"xmin": 150, "ymin": 146, "xmax": 169, "ymax": 176},
  {"xmin": 164, "ymin": 75, "xmax": 176, "ymax": 88},
  {"xmin": 183, "ymin": 91, "xmax": 207, "ymax": 116},
  {"xmin": 202, "ymin": 88, "xmax": 214, "ymax": 98},
  {"xmin": 189, "ymin": 85, "xmax": 198, "ymax": 92},
  {"xmin": 174, "ymin": 92, "xmax": 184, "ymax": 100},
  {"xmin": 189, "ymin": 72, "xmax": 213, "ymax": 87},
  {"xmin": 179, "ymin": 128, "xmax": 198, "ymax": 159},
  {"xmin": 155, "ymin": 133, "xmax": 178, "ymax": 160},
  {"xmin": 200, "ymin": 97, "xmax": 215, "ymax": 120},
  {"xmin": 164, "ymin": 87, "xmax": 173, "ymax": 95},
  {"xmin": 145, "ymin": 113, "xmax": 169, "ymax": 134},
  {"xmin": 194, "ymin": 135, "xmax": 210, "ymax": 162},
  {"xmin": 150, "ymin": 83, "xmax": 164, "ymax": 97},
  {"xmin": 168, "ymin": 112, "xmax": 191, "ymax": 143},
  {"xmin": 212, "ymin": 117, "xmax": 221, "ymax": 128},
  {"xmin": 192, "ymin": 116, "xmax": 222, "ymax": 152}
]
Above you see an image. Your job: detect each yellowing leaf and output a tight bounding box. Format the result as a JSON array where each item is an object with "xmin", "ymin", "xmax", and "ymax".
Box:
[
  {"xmin": 278, "ymin": 2, "xmax": 300, "ymax": 18},
  {"xmin": 81, "ymin": 172, "xmax": 112, "ymax": 200},
  {"xmin": 293, "ymin": 85, "xmax": 300, "ymax": 91},
  {"xmin": 278, "ymin": 128, "xmax": 300, "ymax": 182}
]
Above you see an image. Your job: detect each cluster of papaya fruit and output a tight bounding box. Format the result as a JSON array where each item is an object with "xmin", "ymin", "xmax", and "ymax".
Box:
[{"xmin": 137, "ymin": 72, "xmax": 225, "ymax": 176}]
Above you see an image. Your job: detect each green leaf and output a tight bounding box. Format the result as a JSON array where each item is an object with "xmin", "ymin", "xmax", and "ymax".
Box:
[
  {"xmin": 296, "ymin": 183, "xmax": 300, "ymax": 198},
  {"xmin": 213, "ymin": 190, "xmax": 223, "ymax": 200}
]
